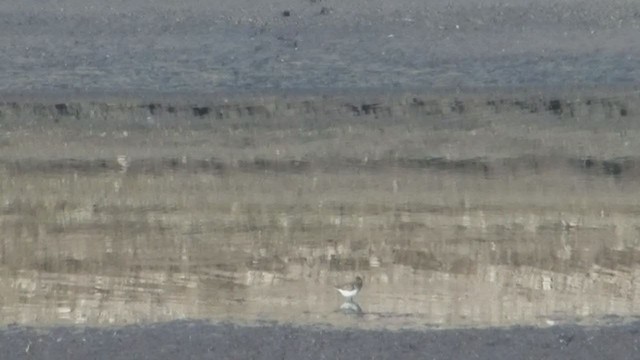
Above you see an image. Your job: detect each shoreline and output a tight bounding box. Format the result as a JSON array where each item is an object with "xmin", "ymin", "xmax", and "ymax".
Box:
[{"xmin": 0, "ymin": 84, "xmax": 639, "ymax": 104}]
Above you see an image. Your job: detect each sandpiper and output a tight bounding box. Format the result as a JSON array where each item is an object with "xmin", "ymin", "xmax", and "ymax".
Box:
[{"xmin": 335, "ymin": 276, "xmax": 363, "ymax": 301}]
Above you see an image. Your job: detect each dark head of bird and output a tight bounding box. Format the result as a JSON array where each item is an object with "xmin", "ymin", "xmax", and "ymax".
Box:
[{"xmin": 355, "ymin": 276, "xmax": 363, "ymax": 289}]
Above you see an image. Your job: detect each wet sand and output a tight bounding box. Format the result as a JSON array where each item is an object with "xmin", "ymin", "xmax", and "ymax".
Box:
[
  {"xmin": 2, "ymin": 91, "xmax": 640, "ymax": 334},
  {"xmin": 4, "ymin": 0, "xmax": 640, "ymax": 357},
  {"xmin": 3, "ymin": 95, "xmax": 640, "ymax": 357}
]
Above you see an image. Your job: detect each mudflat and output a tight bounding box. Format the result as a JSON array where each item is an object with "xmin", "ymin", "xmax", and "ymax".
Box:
[
  {"xmin": 2, "ymin": 91, "xmax": 640, "ymax": 357},
  {"xmin": 3, "ymin": 0, "xmax": 640, "ymax": 358}
]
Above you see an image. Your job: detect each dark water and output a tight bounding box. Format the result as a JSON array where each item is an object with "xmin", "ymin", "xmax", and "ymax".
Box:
[{"xmin": 1, "ymin": 0, "xmax": 640, "ymax": 93}]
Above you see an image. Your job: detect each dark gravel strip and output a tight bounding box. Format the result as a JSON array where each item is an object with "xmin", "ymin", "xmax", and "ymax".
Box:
[{"xmin": 1, "ymin": 320, "xmax": 639, "ymax": 360}]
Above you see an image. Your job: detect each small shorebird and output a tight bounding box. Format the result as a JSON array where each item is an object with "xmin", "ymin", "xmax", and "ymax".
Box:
[{"xmin": 335, "ymin": 276, "xmax": 363, "ymax": 301}]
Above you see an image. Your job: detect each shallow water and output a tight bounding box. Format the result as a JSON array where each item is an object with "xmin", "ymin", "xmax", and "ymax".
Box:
[
  {"xmin": 2, "ymin": 162, "xmax": 640, "ymax": 329},
  {"xmin": 1, "ymin": 92, "xmax": 640, "ymax": 330}
]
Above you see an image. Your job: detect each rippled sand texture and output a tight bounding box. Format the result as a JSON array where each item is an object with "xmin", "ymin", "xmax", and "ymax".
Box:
[{"xmin": 1, "ymin": 90, "xmax": 640, "ymax": 329}]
